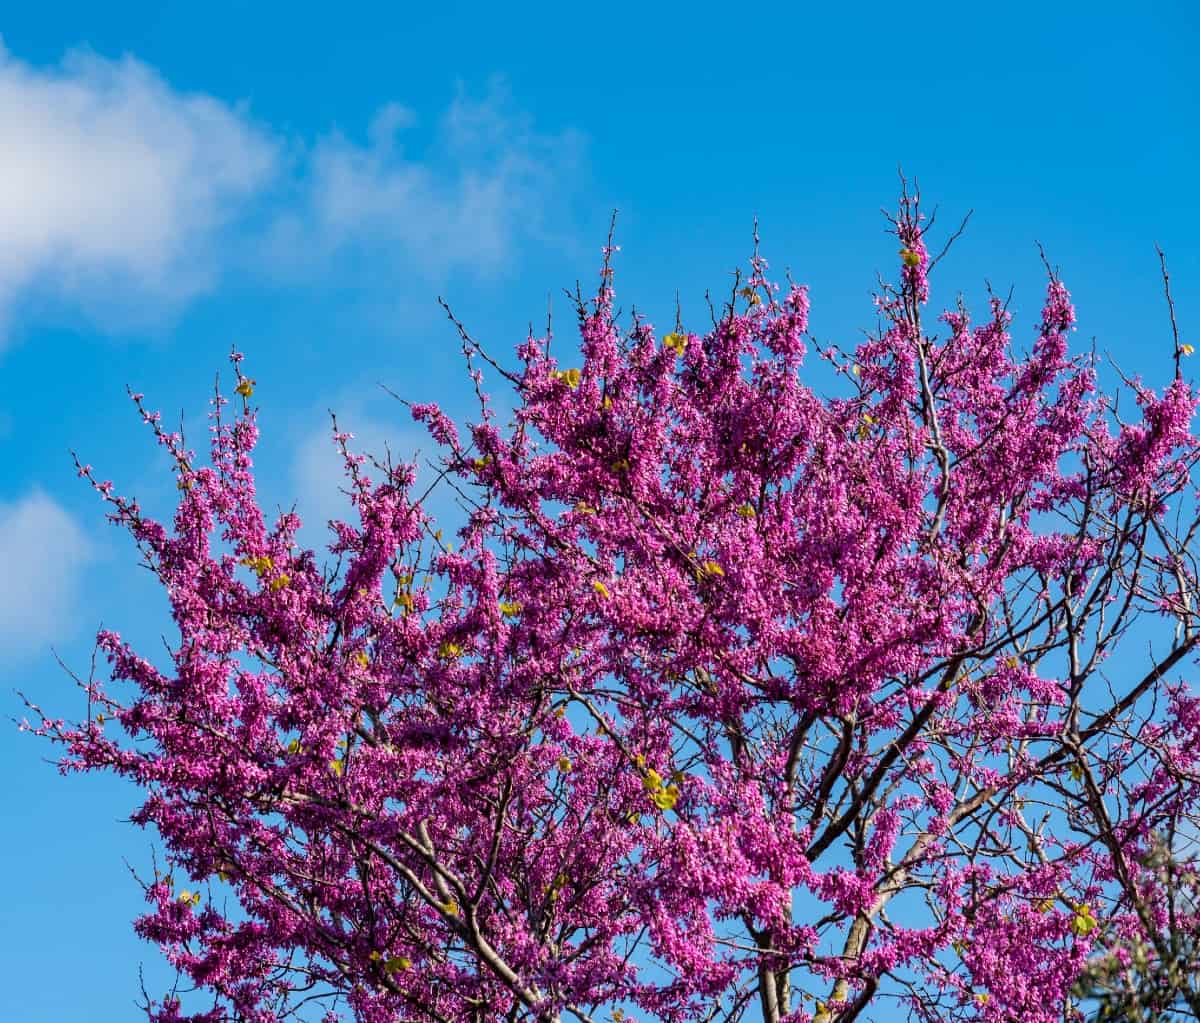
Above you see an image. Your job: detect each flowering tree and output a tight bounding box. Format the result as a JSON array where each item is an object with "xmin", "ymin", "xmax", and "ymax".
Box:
[{"xmin": 26, "ymin": 186, "xmax": 1200, "ymax": 1023}]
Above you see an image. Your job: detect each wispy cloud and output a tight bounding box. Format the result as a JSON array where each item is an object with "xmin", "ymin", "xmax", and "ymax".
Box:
[
  {"xmin": 0, "ymin": 490, "xmax": 92, "ymax": 659},
  {"xmin": 0, "ymin": 41, "xmax": 277, "ymax": 337},
  {"xmin": 263, "ymin": 82, "xmax": 585, "ymax": 280},
  {"xmin": 0, "ymin": 41, "xmax": 583, "ymax": 344}
]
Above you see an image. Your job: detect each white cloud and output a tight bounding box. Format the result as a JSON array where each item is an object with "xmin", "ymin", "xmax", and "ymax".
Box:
[
  {"xmin": 263, "ymin": 82, "xmax": 584, "ymax": 279},
  {"xmin": 0, "ymin": 490, "xmax": 92, "ymax": 658},
  {"xmin": 0, "ymin": 41, "xmax": 277, "ymax": 335},
  {"xmin": 0, "ymin": 43, "xmax": 582, "ymax": 344}
]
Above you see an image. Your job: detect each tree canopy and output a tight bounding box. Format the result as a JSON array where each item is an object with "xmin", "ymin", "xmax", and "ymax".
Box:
[{"xmin": 27, "ymin": 188, "xmax": 1200, "ymax": 1022}]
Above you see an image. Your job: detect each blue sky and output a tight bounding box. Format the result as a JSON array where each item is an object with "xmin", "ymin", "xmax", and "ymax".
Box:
[{"xmin": 1, "ymin": 2, "xmax": 1197, "ymax": 1019}]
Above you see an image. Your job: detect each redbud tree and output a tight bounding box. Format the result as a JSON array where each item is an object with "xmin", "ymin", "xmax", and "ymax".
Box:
[{"xmin": 26, "ymin": 187, "xmax": 1200, "ymax": 1023}]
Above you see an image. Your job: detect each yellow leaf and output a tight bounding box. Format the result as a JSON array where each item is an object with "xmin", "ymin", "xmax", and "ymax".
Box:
[
  {"xmin": 557, "ymin": 756, "xmax": 572, "ymax": 772},
  {"xmin": 1036, "ymin": 897, "xmax": 1055, "ymax": 914},
  {"xmin": 592, "ymin": 580, "xmax": 610, "ymax": 600},
  {"xmin": 286, "ymin": 738, "xmax": 303, "ymax": 754},
  {"xmin": 701, "ymin": 560, "xmax": 724, "ymax": 578},
  {"xmin": 975, "ymin": 992, "xmax": 990, "ymax": 1005},
  {"xmin": 899, "ymin": 247, "xmax": 921, "ymax": 267},
  {"xmin": 383, "ymin": 955, "xmax": 411, "ymax": 974},
  {"xmin": 653, "ymin": 784, "xmax": 680, "ymax": 811},
  {"xmin": 369, "ymin": 950, "xmax": 382, "ymax": 962},
  {"xmin": 1070, "ymin": 763, "xmax": 1084, "ymax": 782},
  {"xmin": 499, "ymin": 600, "xmax": 522, "ymax": 617},
  {"xmin": 663, "ymin": 332, "xmax": 688, "ymax": 356},
  {"xmin": 441, "ymin": 899, "xmax": 459, "ymax": 917},
  {"xmin": 643, "ymin": 768, "xmax": 663, "ymax": 792},
  {"xmin": 1070, "ymin": 904, "xmax": 1097, "ymax": 936},
  {"xmin": 736, "ymin": 503, "xmax": 756, "ymax": 519},
  {"xmin": 438, "ymin": 640, "xmax": 463, "ymax": 659},
  {"xmin": 602, "ymin": 396, "xmax": 613, "ymax": 410},
  {"xmin": 269, "ymin": 573, "xmax": 290, "ymax": 592},
  {"xmin": 354, "ymin": 651, "xmax": 370, "ymax": 668},
  {"xmin": 235, "ymin": 379, "xmax": 256, "ymax": 398},
  {"xmin": 241, "ymin": 555, "xmax": 274, "ymax": 577},
  {"xmin": 574, "ymin": 502, "xmax": 596, "ymax": 515},
  {"xmin": 1183, "ymin": 343, "xmax": 1195, "ymax": 356},
  {"xmin": 393, "ymin": 592, "xmax": 414, "ymax": 611},
  {"xmin": 330, "ymin": 758, "xmax": 344, "ymax": 776}
]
